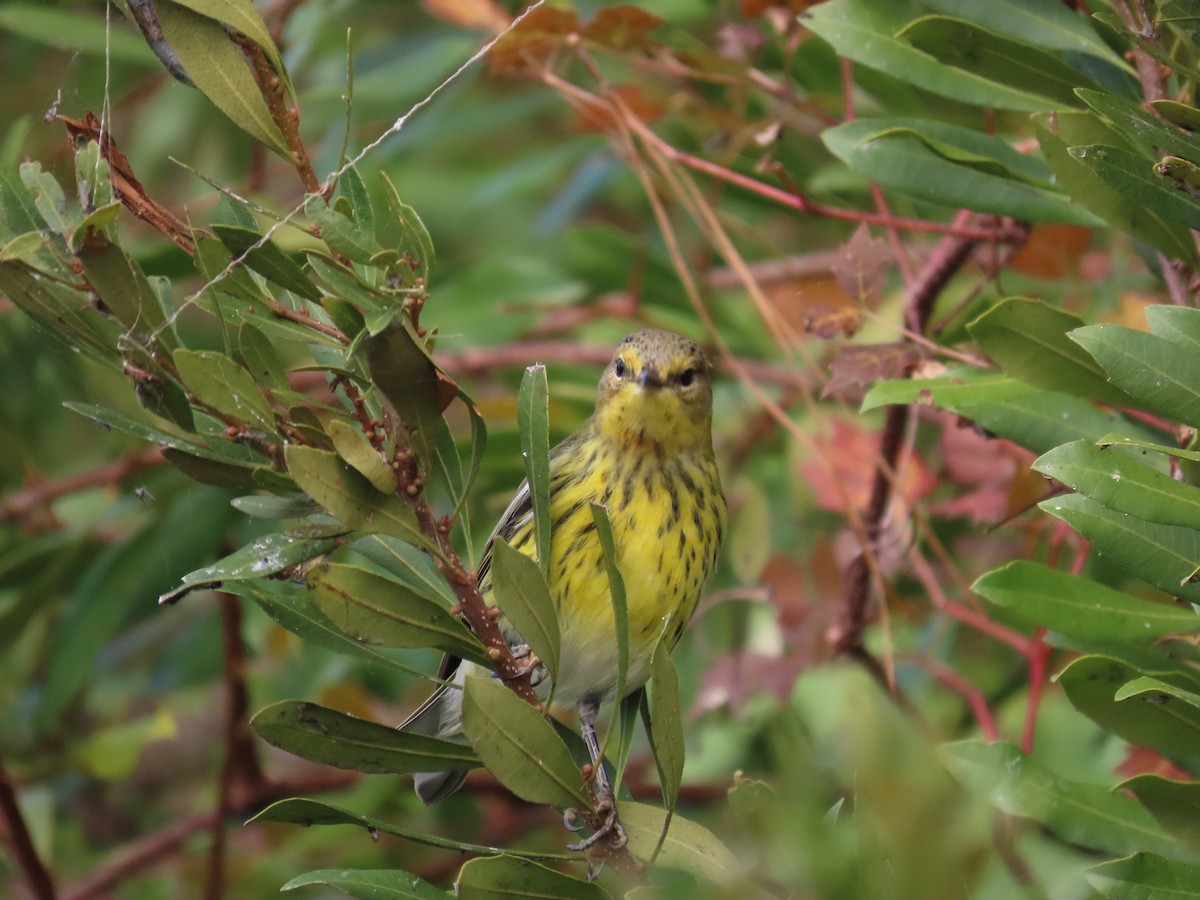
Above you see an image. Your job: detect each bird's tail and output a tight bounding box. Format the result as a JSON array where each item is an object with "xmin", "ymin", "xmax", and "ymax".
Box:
[{"xmin": 402, "ymin": 666, "xmax": 470, "ymax": 804}]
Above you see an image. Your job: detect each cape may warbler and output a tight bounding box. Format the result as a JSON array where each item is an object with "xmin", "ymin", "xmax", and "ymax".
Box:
[{"xmin": 407, "ymin": 329, "xmax": 726, "ymax": 806}]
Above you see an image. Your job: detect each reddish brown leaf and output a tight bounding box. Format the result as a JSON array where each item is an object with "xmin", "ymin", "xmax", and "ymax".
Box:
[
  {"xmin": 487, "ymin": 6, "xmax": 578, "ymax": 75},
  {"xmin": 1009, "ymin": 223, "xmax": 1091, "ymax": 279},
  {"xmin": 740, "ymin": 0, "xmax": 822, "ymax": 15},
  {"xmin": 60, "ymin": 112, "xmax": 196, "ymax": 255},
  {"xmin": 928, "ymin": 410, "xmax": 1036, "ymax": 524},
  {"xmin": 421, "ymin": 0, "xmax": 510, "ymax": 32},
  {"xmin": 1115, "ymin": 745, "xmax": 1196, "ymax": 782},
  {"xmin": 832, "ymin": 223, "xmax": 889, "ymax": 305},
  {"xmin": 799, "ymin": 419, "xmax": 936, "ymax": 517},
  {"xmin": 765, "ymin": 274, "xmax": 860, "ymax": 338},
  {"xmin": 822, "ymin": 342, "xmax": 924, "ymax": 399},
  {"xmin": 583, "ymin": 6, "xmax": 662, "ymax": 50},
  {"xmin": 572, "ymin": 83, "xmax": 665, "ymax": 132},
  {"xmin": 692, "ymin": 650, "xmax": 806, "ymax": 713}
]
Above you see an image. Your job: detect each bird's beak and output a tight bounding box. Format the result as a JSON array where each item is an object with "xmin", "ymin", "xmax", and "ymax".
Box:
[{"xmin": 638, "ymin": 367, "xmax": 664, "ymax": 389}]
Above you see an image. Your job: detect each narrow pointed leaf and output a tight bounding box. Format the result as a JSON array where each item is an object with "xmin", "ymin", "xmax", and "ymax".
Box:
[
  {"xmin": 1035, "ymin": 440, "xmax": 1200, "ymax": 527},
  {"xmin": 460, "ymin": 676, "xmax": 589, "ymax": 808},
  {"xmin": 212, "ymin": 225, "xmax": 321, "ymax": 300},
  {"xmin": 174, "ymin": 349, "xmax": 276, "ymax": 432},
  {"xmin": 1087, "ymin": 853, "xmax": 1200, "ymax": 899},
  {"xmin": 620, "ymin": 802, "xmax": 741, "ymax": 881},
  {"xmin": 1120, "ymin": 776, "xmax": 1200, "ymax": 854},
  {"xmin": 329, "ymin": 419, "xmax": 395, "ymax": 492},
  {"xmin": 647, "ymin": 643, "xmax": 683, "ymax": 810},
  {"xmin": 284, "ymin": 445, "xmax": 431, "ymax": 549},
  {"xmin": 251, "ymin": 700, "xmax": 479, "ymax": 774},
  {"xmin": 282, "ymin": 868, "xmax": 450, "ymax": 899},
  {"xmin": 517, "ymin": 364, "xmax": 551, "ymax": 576},
  {"xmin": 968, "ymin": 298, "xmax": 1132, "ymax": 405},
  {"xmin": 1041, "ymin": 493, "xmax": 1200, "ymax": 603},
  {"xmin": 155, "ymin": 2, "xmax": 291, "ymax": 157},
  {"xmin": 308, "ymin": 563, "xmax": 483, "ymax": 660},
  {"xmin": 591, "ymin": 503, "xmax": 629, "ymax": 713},
  {"xmin": 457, "ymin": 856, "xmax": 611, "ymax": 900},
  {"xmin": 248, "ymin": 798, "xmax": 572, "ymax": 858},
  {"xmin": 973, "ymin": 560, "xmax": 1198, "ymax": 644},
  {"xmin": 491, "ymin": 538, "xmax": 559, "ymax": 684},
  {"xmin": 1057, "ymin": 656, "xmax": 1200, "ymax": 764},
  {"xmin": 940, "ymin": 739, "xmax": 1180, "ymax": 857}
]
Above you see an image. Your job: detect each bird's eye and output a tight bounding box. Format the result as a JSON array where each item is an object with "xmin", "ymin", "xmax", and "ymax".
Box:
[
  {"xmin": 614, "ymin": 358, "xmax": 626, "ymax": 378},
  {"xmin": 679, "ymin": 368, "xmax": 696, "ymax": 387}
]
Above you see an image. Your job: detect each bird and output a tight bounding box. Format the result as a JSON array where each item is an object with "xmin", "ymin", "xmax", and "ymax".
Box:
[{"xmin": 404, "ymin": 329, "xmax": 726, "ymax": 821}]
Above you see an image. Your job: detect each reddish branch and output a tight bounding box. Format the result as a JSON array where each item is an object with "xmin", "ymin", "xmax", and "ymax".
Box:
[
  {"xmin": 205, "ymin": 592, "xmax": 267, "ymax": 900},
  {"xmin": 0, "ymin": 752, "xmax": 56, "ymax": 899},
  {"xmin": 0, "ymin": 447, "xmax": 165, "ymax": 525},
  {"xmin": 834, "ymin": 215, "xmax": 1023, "ymax": 659}
]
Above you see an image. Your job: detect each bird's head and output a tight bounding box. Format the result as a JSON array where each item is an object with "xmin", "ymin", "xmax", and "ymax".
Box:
[{"xmin": 593, "ymin": 329, "xmax": 714, "ymax": 453}]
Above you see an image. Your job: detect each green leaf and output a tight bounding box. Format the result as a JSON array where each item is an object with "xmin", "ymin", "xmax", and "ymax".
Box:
[
  {"xmin": 967, "ymin": 298, "xmax": 1132, "ymax": 406},
  {"xmin": 212, "ymin": 225, "xmax": 322, "ymax": 301},
  {"xmin": 1041, "ymin": 493, "xmax": 1200, "ymax": 604},
  {"xmin": 248, "ymin": 798, "xmax": 569, "ymax": 858},
  {"xmin": 78, "ymin": 240, "xmax": 173, "ymax": 345},
  {"xmin": 1087, "ymin": 853, "xmax": 1200, "ymax": 899},
  {"xmin": 1096, "ymin": 433, "xmax": 1200, "ymax": 464},
  {"xmin": 896, "ymin": 16, "xmax": 1097, "ymax": 107},
  {"xmin": 1077, "ymin": 88, "xmax": 1200, "ymax": 165},
  {"xmin": 822, "ymin": 118, "xmax": 1097, "ymax": 225},
  {"xmin": 1057, "ymin": 656, "xmax": 1200, "ymax": 764},
  {"xmin": 170, "ymin": 0, "xmax": 290, "ymax": 98},
  {"xmin": 920, "ymin": 0, "xmax": 1127, "ymax": 65},
  {"xmin": 516, "ymin": 364, "xmax": 551, "ymax": 577},
  {"xmin": 973, "ymin": 560, "xmax": 1197, "ymax": 644},
  {"xmin": 862, "ymin": 370, "xmax": 1149, "ymax": 455},
  {"xmin": 1037, "ymin": 115, "xmax": 1198, "ymax": 263},
  {"xmin": 0, "ymin": 231, "xmax": 49, "ymax": 263},
  {"xmin": 240, "ymin": 583, "xmax": 432, "ymax": 678},
  {"xmin": 155, "ymin": 1, "xmax": 291, "ymax": 157},
  {"xmin": 939, "ymin": 740, "xmax": 1179, "ymax": 857},
  {"xmin": 804, "ymin": 0, "xmax": 1059, "ymax": 111},
  {"xmin": 283, "ymin": 868, "xmax": 451, "ymax": 900},
  {"xmin": 1147, "ymin": 305, "xmax": 1200, "ymax": 350},
  {"xmin": 591, "ymin": 503, "xmax": 629, "ymax": 715},
  {"xmin": 1071, "ymin": 323, "xmax": 1200, "ymax": 428},
  {"xmin": 460, "ymin": 676, "xmax": 589, "ymax": 808},
  {"xmin": 251, "ymin": 700, "xmax": 479, "ymax": 774},
  {"xmin": 1070, "ymin": 144, "xmax": 1200, "ymax": 231},
  {"xmin": 308, "ymin": 563, "xmax": 483, "ymax": 660},
  {"xmin": 0, "ymin": 260, "xmax": 121, "ymax": 362},
  {"xmin": 0, "ymin": 3, "xmax": 159, "ymax": 64},
  {"xmin": 491, "ymin": 538, "xmax": 560, "ymax": 686},
  {"xmin": 329, "ymin": 419, "xmax": 395, "ymax": 492},
  {"xmin": 174, "ymin": 348, "xmax": 277, "ymax": 433},
  {"xmin": 284, "ymin": 445, "xmax": 430, "ymax": 548},
  {"xmin": 1117, "ymin": 675, "xmax": 1200, "ymax": 709},
  {"xmin": 456, "ymin": 856, "xmax": 611, "ymax": 900},
  {"xmin": 647, "ymin": 643, "xmax": 683, "ymax": 811},
  {"xmin": 379, "ymin": 172, "xmax": 435, "ymax": 277},
  {"xmin": 339, "ymin": 165, "xmax": 375, "ymax": 232},
  {"xmin": 238, "ymin": 323, "xmax": 288, "ymax": 393},
  {"xmin": 349, "ymin": 534, "xmax": 458, "ymax": 607},
  {"xmin": 1120, "ymin": 775, "xmax": 1200, "ymax": 854},
  {"xmin": 620, "ymin": 802, "xmax": 742, "ymax": 881},
  {"xmin": 366, "ymin": 320, "xmax": 443, "ymax": 472},
  {"xmin": 177, "ymin": 531, "xmax": 339, "ymax": 586},
  {"xmin": 20, "ymin": 160, "xmax": 77, "ymax": 239},
  {"xmin": 1036, "ymin": 440, "xmax": 1200, "ymax": 529},
  {"xmin": 305, "ymin": 194, "xmax": 383, "ymax": 265}
]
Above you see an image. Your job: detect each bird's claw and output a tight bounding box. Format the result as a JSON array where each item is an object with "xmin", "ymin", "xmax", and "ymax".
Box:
[
  {"xmin": 563, "ymin": 807, "xmax": 586, "ymax": 833},
  {"xmin": 567, "ymin": 796, "xmax": 627, "ymax": 852}
]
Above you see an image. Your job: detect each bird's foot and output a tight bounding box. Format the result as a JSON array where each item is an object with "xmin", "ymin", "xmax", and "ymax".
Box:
[{"xmin": 567, "ymin": 791, "xmax": 627, "ymax": 852}]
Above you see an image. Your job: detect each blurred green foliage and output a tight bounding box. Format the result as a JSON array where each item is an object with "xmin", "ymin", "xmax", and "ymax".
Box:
[{"xmin": 3, "ymin": 1, "xmax": 1200, "ymax": 899}]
